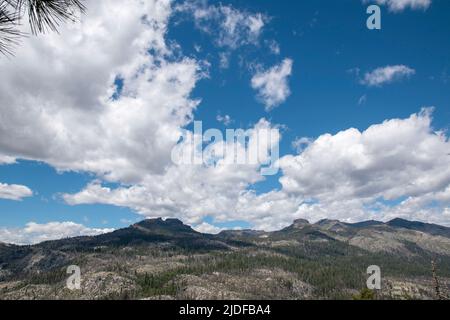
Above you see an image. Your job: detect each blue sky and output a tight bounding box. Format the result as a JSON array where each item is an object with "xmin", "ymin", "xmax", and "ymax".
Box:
[{"xmin": 0, "ymin": 0, "xmax": 449, "ymax": 243}]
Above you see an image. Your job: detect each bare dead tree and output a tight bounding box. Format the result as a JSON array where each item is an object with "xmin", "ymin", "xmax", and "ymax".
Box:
[
  {"xmin": 431, "ymin": 259, "xmax": 449, "ymax": 300},
  {"xmin": 431, "ymin": 259, "xmax": 442, "ymax": 300},
  {"xmin": 0, "ymin": 0, "xmax": 85, "ymax": 55}
]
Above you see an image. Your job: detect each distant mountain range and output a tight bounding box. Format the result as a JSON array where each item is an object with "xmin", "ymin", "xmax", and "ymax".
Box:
[{"xmin": 1, "ymin": 217, "xmax": 449, "ymax": 300}]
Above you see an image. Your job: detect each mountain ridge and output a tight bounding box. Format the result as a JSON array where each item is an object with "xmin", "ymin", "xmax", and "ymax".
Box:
[
  {"xmin": 1, "ymin": 216, "xmax": 450, "ymax": 300},
  {"xmin": 3, "ymin": 216, "xmax": 450, "ymax": 247}
]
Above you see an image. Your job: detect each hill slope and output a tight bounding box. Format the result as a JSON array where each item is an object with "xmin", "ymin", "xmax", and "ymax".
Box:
[{"xmin": 0, "ymin": 218, "xmax": 449, "ymax": 300}]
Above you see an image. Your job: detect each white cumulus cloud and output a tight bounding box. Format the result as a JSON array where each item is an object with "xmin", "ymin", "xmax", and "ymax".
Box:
[
  {"xmin": 63, "ymin": 118, "xmax": 281, "ymax": 227},
  {"xmin": 361, "ymin": 65, "xmax": 415, "ymax": 87},
  {"xmin": 193, "ymin": 222, "xmax": 224, "ymax": 234},
  {"xmin": 177, "ymin": 0, "xmax": 266, "ymax": 49},
  {"xmin": 0, "ymin": 183, "xmax": 33, "ymax": 201},
  {"xmin": 0, "ymin": 0, "xmax": 203, "ymax": 184},
  {"xmin": 278, "ymin": 108, "xmax": 450, "ymax": 226},
  {"xmin": 0, "ymin": 222, "xmax": 113, "ymax": 245},
  {"xmin": 64, "ymin": 109, "xmax": 450, "ymax": 230},
  {"xmin": 1, "ymin": 0, "xmax": 449, "ymax": 238},
  {"xmin": 368, "ymin": 0, "xmax": 431, "ymax": 12},
  {"xmin": 251, "ymin": 59, "xmax": 293, "ymax": 111}
]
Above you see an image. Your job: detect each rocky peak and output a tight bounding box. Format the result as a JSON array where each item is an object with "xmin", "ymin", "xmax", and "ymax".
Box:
[
  {"xmin": 133, "ymin": 218, "xmax": 196, "ymax": 234},
  {"xmin": 292, "ymin": 219, "xmax": 310, "ymax": 229}
]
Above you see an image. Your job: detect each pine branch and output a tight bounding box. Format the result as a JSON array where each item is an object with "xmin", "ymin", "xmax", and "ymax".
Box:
[
  {"xmin": 0, "ymin": 1, "xmax": 22, "ymax": 55},
  {"xmin": 10, "ymin": 0, "xmax": 85, "ymax": 34},
  {"xmin": 0, "ymin": 0, "xmax": 85, "ymax": 56}
]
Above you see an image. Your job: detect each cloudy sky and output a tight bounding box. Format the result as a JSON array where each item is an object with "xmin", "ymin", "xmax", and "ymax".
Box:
[{"xmin": 1, "ymin": 0, "xmax": 449, "ymax": 244}]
